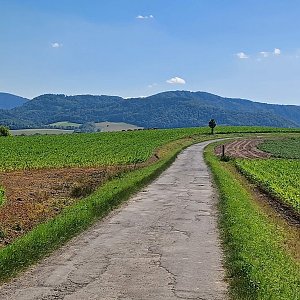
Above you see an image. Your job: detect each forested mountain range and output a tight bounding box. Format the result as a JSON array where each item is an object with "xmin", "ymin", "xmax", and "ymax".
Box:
[
  {"xmin": 0, "ymin": 93, "xmax": 28, "ymax": 110},
  {"xmin": 1, "ymin": 91, "xmax": 299, "ymax": 129}
]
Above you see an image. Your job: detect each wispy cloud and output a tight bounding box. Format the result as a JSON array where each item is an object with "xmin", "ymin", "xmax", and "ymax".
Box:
[
  {"xmin": 260, "ymin": 51, "xmax": 269, "ymax": 58},
  {"xmin": 274, "ymin": 48, "xmax": 281, "ymax": 55},
  {"xmin": 148, "ymin": 83, "xmax": 158, "ymax": 88},
  {"xmin": 166, "ymin": 77, "xmax": 186, "ymax": 84},
  {"xmin": 51, "ymin": 42, "xmax": 62, "ymax": 48},
  {"xmin": 236, "ymin": 52, "xmax": 249, "ymax": 59},
  {"xmin": 136, "ymin": 15, "xmax": 154, "ymax": 20}
]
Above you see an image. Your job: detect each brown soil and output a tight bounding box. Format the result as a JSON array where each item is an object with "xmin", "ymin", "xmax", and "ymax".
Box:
[
  {"xmin": 215, "ymin": 139, "xmax": 271, "ymax": 159},
  {"xmin": 0, "ymin": 165, "xmax": 141, "ymax": 247},
  {"xmin": 0, "ymin": 137, "xmax": 196, "ymax": 249}
]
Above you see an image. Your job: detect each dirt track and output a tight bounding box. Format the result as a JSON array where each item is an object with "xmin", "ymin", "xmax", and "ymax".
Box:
[
  {"xmin": 0, "ymin": 140, "xmax": 228, "ymax": 300},
  {"xmin": 215, "ymin": 139, "xmax": 270, "ymax": 159}
]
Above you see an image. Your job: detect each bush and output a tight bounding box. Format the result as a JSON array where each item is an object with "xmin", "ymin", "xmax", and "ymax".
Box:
[{"xmin": 0, "ymin": 126, "xmax": 10, "ymax": 137}]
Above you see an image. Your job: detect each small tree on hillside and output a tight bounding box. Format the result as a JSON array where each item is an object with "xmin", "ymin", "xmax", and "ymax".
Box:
[
  {"xmin": 208, "ymin": 119, "xmax": 216, "ymax": 135},
  {"xmin": 0, "ymin": 126, "xmax": 10, "ymax": 137}
]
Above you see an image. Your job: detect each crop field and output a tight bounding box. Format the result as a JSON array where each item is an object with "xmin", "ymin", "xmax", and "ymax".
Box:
[
  {"xmin": 0, "ymin": 128, "xmax": 209, "ymax": 171},
  {"xmin": 1, "ymin": 126, "xmax": 299, "ymax": 172},
  {"xmin": 236, "ymin": 159, "xmax": 300, "ymax": 214},
  {"xmin": 0, "ymin": 126, "xmax": 300, "ymax": 291},
  {"xmin": 0, "ymin": 127, "xmax": 221, "ymax": 250},
  {"xmin": 235, "ymin": 137, "xmax": 300, "ymax": 214},
  {"xmin": 258, "ymin": 137, "xmax": 300, "ymax": 159}
]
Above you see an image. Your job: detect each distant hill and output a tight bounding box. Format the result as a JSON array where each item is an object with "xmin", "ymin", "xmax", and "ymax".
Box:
[
  {"xmin": 0, "ymin": 91, "xmax": 299, "ymax": 129},
  {"xmin": 0, "ymin": 93, "xmax": 28, "ymax": 109}
]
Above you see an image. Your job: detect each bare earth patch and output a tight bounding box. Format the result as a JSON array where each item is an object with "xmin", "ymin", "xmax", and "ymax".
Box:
[
  {"xmin": 0, "ymin": 165, "xmax": 136, "ymax": 247},
  {"xmin": 0, "ymin": 138, "xmax": 188, "ymax": 248},
  {"xmin": 215, "ymin": 139, "xmax": 271, "ymax": 159}
]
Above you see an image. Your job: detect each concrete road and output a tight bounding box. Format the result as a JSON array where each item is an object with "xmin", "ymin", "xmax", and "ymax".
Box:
[{"xmin": 0, "ymin": 141, "xmax": 228, "ymax": 300}]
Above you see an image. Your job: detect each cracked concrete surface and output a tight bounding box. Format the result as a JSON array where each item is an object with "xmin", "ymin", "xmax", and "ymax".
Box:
[{"xmin": 0, "ymin": 141, "xmax": 228, "ymax": 300}]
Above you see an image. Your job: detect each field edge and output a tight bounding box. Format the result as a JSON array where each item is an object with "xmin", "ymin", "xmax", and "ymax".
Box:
[{"xmin": 204, "ymin": 141, "xmax": 300, "ymax": 300}]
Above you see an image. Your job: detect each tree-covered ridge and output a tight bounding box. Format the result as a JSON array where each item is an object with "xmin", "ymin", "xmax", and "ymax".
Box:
[
  {"xmin": 0, "ymin": 93, "xmax": 28, "ymax": 110},
  {"xmin": 0, "ymin": 91, "xmax": 299, "ymax": 129}
]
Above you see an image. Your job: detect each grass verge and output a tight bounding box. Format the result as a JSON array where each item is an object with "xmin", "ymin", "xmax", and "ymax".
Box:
[
  {"xmin": 0, "ymin": 135, "xmax": 212, "ymax": 283},
  {"xmin": 204, "ymin": 142, "xmax": 300, "ymax": 300}
]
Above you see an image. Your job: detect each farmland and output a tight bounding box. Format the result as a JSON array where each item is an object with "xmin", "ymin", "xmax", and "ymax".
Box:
[
  {"xmin": 0, "ymin": 126, "xmax": 218, "ymax": 282},
  {"xmin": 0, "ymin": 128, "xmax": 213, "ymax": 171},
  {"xmin": 1, "ymin": 126, "xmax": 299, "ymax": 172},
  {"xmin": 235, "ymin": 137, "xmax": 300, "ymax": 214},
  {"xmin": 0, "ymin": 126, "xmax": 300, "ymax": 297},
  {"xmin": 236, "ymin": 159, "xmax": 300, "ymax": 214},
  {"xmin": 258, "ymin": 137, "xmax": 300, "ymax": 159}
]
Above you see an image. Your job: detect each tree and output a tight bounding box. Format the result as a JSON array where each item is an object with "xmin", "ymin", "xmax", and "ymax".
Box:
[
  {"xmin": 0, "ymin": 125, "xmax": 10, "ymax": 137},
  {"xmin": 208, "ymin": 119, "xmax": 216, "ymax": 134}
]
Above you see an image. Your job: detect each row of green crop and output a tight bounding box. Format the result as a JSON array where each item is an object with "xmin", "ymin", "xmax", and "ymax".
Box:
[
  {"xmin": 258, "ymin": 137, "xmax": 300, "ymax": 159},
  {"xmin": 0, "ymin": 127, "xmax": 205, "ymax": 171},
  {"xmin": 0, "ymin": 126, "xmax": 299, "ymax": 172},
  {"xmin": 235, "ymin": 159, "xmax": 300, "ymax": 214},
  {"xmin": 205, "ymin": 142, "xmax": 300, "ymax": 300}
]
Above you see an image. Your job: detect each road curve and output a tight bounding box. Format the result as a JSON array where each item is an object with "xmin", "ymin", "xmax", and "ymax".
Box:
[{"xmin": 0, "ymin": 141, "xmax": 228, "ymax": 300}]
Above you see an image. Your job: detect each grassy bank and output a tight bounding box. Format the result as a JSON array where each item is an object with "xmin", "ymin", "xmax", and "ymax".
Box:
[
  {"xmin": 204, "ymin": 142, "xmax": 300, "ymax": 300},
  {"xmin": 0, "ymin": 135, "xmax": 211, "ymax": 283}
]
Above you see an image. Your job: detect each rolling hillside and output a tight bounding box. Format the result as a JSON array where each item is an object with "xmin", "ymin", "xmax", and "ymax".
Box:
[
  {"xmin": 0, "ymin": 93, "xmax": 28, "ymax": 110},
  {"xmin": 0, "ymin": 91, "xmax": 299, "ymax": 129}
]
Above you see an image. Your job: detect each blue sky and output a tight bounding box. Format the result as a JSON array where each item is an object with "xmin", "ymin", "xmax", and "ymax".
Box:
[{"xmin": 1, "ymin": 0, "xmax": 300, "ymax": 104}]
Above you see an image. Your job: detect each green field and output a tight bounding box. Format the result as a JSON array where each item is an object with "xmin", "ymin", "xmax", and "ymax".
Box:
[
  {"xmin": 236, "ymin": 137, "xmax": 300, "ymax": 214},
  {"xmin": 0, "ymin": 127, "xmax": 213, "ymax": 281},
  {"xmin": 1, "ymin": 126, "xmax": 300, "ymax": 292},
  {"xmin": 258, "ymin": 137, "xmax": 300, "ymax": 159},
  {"xmin": 236, "ymin": 159, "xmax": 300, "ymax": 213},
  {"xmin": 2, "ymin": 126, "xmax": 300, "ymax": 171},
  {"xmin": 0, "ymin": 128, "xmax": 207, "ymax": 171}
]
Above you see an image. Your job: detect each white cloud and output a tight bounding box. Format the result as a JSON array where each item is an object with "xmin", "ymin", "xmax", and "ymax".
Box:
[
  {"xmin": 136, "ymin": 15, "xmax": 154, "ymax": 19},
  {"xmin": 51, "ymin": 42, "xmax": 62, "ymax": 48},
  {"xmin": 166, "ymin": 77, "xmax": 186, "ymax": 84},
  {"xmin": 274, "ymin": 48, "xmax": 281, "ymax": 55},
  {"xmin": 260, "ymin": 51, "xmax": 269, "ymax": 58},
  {"xmin": 148, "ymin": 83, "xmax": 158, "ymax": 88},
  {"xmin": 236, "ymin": 52, "xmax": 249, "ymax": 59}
]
